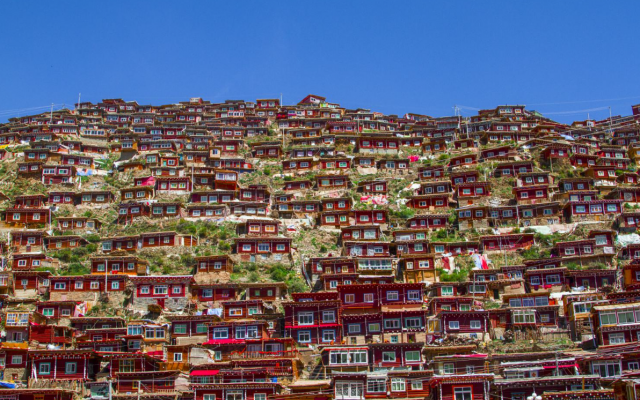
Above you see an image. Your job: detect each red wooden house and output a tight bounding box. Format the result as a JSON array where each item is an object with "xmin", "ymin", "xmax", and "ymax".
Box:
[
  {"xmin": 129, "ymin": 275, "xmax": 194, "ymax": 311},
  {"xmin": 563, "ymin": 199, "xmax": 623, "ymax": 222},
  {"xmin": 79, "ymin": 190, "xmax": 115, "ymax": 205},
  {"xmin": 407, "ymin": 194, "xmax": 449, "ymax": 210},
  {"xmin": 418, "ymin": 165, "xmax": 446, "ymax": 181},
  {"xmin": 343, "ymin": 241, "xmax": 391, "ymax": 257},
  {"xmin": 340, "ymin": 225, "xmax": 381, "ymax": 241},
  {"xmin": 512, "ymin": 185, "xmax": 550, "ymax": 204},
  {"xmin": 315, "ymin": 174, "xmax": 351, "ymax": 190},
  {"xmin": 44, "ymin": 235, "xmax": 88, "ymax": 250},
  {"xmin": 592, "ymin": 301, "xmax": 640, "ymax": 346},
  {"xmin": 480, "ymin": 234, "xmax": 534, "ymax": 252},
  {"xmin": 56, "ymin": 217, "xmax": 102, "ymax": 232},
  {"xmin": 214, "ymin": 170, "xmax": 239, "ymax": 191},
  {"xmin": 234, "ymin": 237, "xmax": 292, "ymax": 262},
  {"xmin": 192, "ymin": 283, "xmax": 238, "ymax": 303},
  {"xmin": 12, "ymin": 252, "xmax": 51, "ymax": 270},
  {"xmin": 358, "ymin": 180, "xmax": 388, "ymax": 194},
  {"xmin": 524, "ymin": 267, "xmax": 567, "ymax": 291},
  {"xmin": 357, "ymin": 135, "xmax": 400, "ymax": 154},
  {"xmin": 29, "ymin": 349, "xmax": 99, "ymax": 381},
  {"xmin": 283, "ymin": 179, "xmax": 312, "ymax": 192},
  {"xmin": 450, "ymin": 169, "xmax": 480, "ymax": 185},
  {"xmin": 191, "ymin": 190, "xmax": 237, "ymax": 204},
  {"xmin": 117, "ymin": 202, "xmax": 151, "ymax": 223},
  {"xmin": 14, "ymin": 194, "xmax": 47, "ymax": 207},
  {"xmin": 150, "ymin": 202, "xmax": 183, "ymax": 218},
  {"xmin": 438, "ymin": 310, "xmax": 491, "ymax": 339},
  {"xmin": 42, "ymin": 165, "xmax": 76, "ymax": 185},
  {"xmin": 11, "ymin": 230, "xmax": 45, "ymax": 252},
  {"xmin": 48, "ymin": 275, "xmax": 128, "ymax": 300},
  {"xmin": 448, "ymin": 153, "xmax": 477, "ymax": 168},
  {"xmin": 283, "ymin": 293, "xmax": 341, "ymax": 345},
  {"xmin": 493, "ymin": 161, "xmax": 533, "ymax": 177},
  {"xmin": 455, "ymin": 182, "xmax": 491, "ymax": 206},
  {"xmin": 90, "ymin": 256, "xmax": 148, "ymax": 275},
  {"xmin": 4, "ymin": 208, "xmax": 50, "ymax": 226},
  {"xmin": 194, "ymin": 255, "xmax": 232, "ymax": 274},
  {"xmin": 101, "ymin": 235, "xmax": 140, "ymax": 253},
  {"xmin": 239, "ymin": 185, "xmax": 271, "ymax": 202},
  {"xmin": 222, "ymin": 299, "xmax": 265, "ymax": 319}
]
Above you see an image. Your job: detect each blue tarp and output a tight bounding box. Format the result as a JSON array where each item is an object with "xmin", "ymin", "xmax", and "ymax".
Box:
[{"xmin": 0, "ymin": 381, "xmax": 16, "ymax": 388}]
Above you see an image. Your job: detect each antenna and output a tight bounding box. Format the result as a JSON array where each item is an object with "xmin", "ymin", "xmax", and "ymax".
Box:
[{"xmin": 609, "ymin": 107, "xmax": 613, "ymax": 133}]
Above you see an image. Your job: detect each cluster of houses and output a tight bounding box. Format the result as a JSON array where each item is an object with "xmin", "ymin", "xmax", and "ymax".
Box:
[{"xmin": 2, "ymin": 96, "xmax": 640, "ymax": 399}]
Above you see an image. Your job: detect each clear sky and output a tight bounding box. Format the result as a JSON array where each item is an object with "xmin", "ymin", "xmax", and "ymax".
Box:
[{"xmin": 1, "ymin": 1, "xmax": 639, "ymax": 123}]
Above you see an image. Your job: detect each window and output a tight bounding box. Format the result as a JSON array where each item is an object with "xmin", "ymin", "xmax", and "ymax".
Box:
[
  {"xmin": 546, "ymin": 275, "xmax": 561, "ymax": 285},
  {"xmin": 297, "ymin": 331, "xmax": 311, "ymax": 343},
  {"xmin": 213, "ymin": 328, "xmax": 228, "ymax": 339},
  {"xmin": 229, "ymin": 308, "xmax": 243, "ymax": 316},
  {"xmin": 407, "ymin": 290, "xmax": 421, "ymax": 301},
  {"xmin": 174, "ymin": 324, "xmax": 187, "ymax": 334},
  {"xmin": 154, "ymin": 286, "xmax": 168, "ymax": 295},
  {"xmin": 513, "ymin": 310, "xmax": 536, "ymax": 324},
  {"xmin": 444, "ymin": 363, "xmax": 455, "ymax": 374},
  {"xmin": 391, "ymin": 378, "xmax": 405, "ymax": 392},
  {"xmin": 600, "ymin": 313, "xmax": 617, "ymax": 325},
  {"xmin": 322, "ymin": 330, "xmax": 335, "ymax": 342},
  {"xmin": 65, "ymin": 362, "xmax": 77, "ymax": 374},
  {"xmin": 42, "ymin": 308, "xmax": 54, "ymax": 317},
  {"xmin": 405, "ymin": 317, "xmax": 422, "ymax": 329},
  {"xmin": 592, "ymin": 361, "xmax": 621, "ymax": 377},
  {"xmin": 384, "ymin": 319, "xmax": 400, "ymax": 329},
  {"xmin": 367, "ymin": 379, "xmax": 386, "ymax": 393},
  {"xmin": 368, "ymin": 323, "xmax": 380, "ymax": 332},
  {"xmin": 454, "ymin": 387, "xmax": 472, "ymax": 400},
  {"xmin": 344, "ymin": 294, "xmax": 355, "ymax": 303},
  {"xmin": 405, "ymin": 350, "xmax": 421, "ymax": 362},
  {"xmin": 448, "ymin": 321, "xmax": 460, "ymax": 330},
  {"xmin": 386, "ymin": 291, "xmax": 399, "ymax": 301},
  {"xmin": 39, "ymin": 362, "xmax": 51, "ymax": 375},
  {"xmin": 11, "ymin": 355, "xmax": 22, "ymax": 365},
  {"xmin": 298, "ymin": 312, "xmax": 314, "ymax": 325},
  {"xmin": 470, "ymin": 320, "xmax": 481, "ymax": 329},
  {"xmin": 322, "ymin": 310, "xmax": 335, "ymax": 323},
  {"xmin": 618, "ymin": 311, "xmax": 635, "ymax": 324},
  {"xmin": 441, "ymin": 286, "xmax": 453, "ymax": 296}
]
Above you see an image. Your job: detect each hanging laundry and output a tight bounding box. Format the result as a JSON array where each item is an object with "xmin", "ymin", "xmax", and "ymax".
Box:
[
  {"xmin": 472, "ymin": 254, "xmax": 483, "ymax": 269},
  {"xmin": 442, "ymin": 257, "xmax": 450, "ymax": 270},
  {"xmin": 449, "ymin": 257, "xmax": 456, "ymax": 271}
]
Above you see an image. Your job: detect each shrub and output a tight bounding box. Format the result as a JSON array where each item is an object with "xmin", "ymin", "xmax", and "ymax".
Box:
[
  {"xmin": 248, "ymin": 271, "xmax": 260, "ymax": 282},
  {"xmin": 62, "ymin": 263, "xmax": 90, "ymax": 275},
  {"xmin": 85, "ymin": 234, "xmax": 101, "ymax": 243}
]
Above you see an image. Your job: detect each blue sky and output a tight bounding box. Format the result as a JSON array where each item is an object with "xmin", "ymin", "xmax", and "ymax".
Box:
[{"xmin": 0, "ymin": 1, "xmax": 638, "ymax": 123}]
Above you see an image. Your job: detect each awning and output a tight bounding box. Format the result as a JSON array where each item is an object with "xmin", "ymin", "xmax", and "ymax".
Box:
[{"xmin": 191, "ymin": 370, "xmax": 220, "ymax": 376}]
